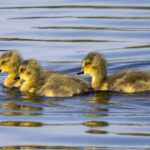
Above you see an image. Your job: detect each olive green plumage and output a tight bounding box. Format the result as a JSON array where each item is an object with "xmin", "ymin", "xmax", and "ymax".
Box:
[
  {"xmin": 78, "ymin": 52, "xmax": 150, "ymax": 93},
  {"xmin": 0, "ymin": 51, "xmax": 22, "ymax": 88},
  {"xmin": 18, "ymin": 59, "xmax": 91, "ymax": 97}
]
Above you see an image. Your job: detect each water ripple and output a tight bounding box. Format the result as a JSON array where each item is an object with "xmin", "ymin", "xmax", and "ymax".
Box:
[{"xmin": 0, "ymin": 0, "xmax": 150, "ymax": 148}]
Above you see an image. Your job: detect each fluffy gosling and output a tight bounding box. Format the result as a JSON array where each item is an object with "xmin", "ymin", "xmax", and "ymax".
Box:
[
  {"xmin": 15, "ymin": 59, "xmax": 91, "ymax": 97},
  {"xmin": 77, "ymin": 52, "xmax": 150, "ymax": 93},
  {"xmin": 0, "ymin": 51, "xmax": 65, "ymax": 88},
  {"xmin": 0, "ymin": 51, "xmax": 22, "ymax": 88}
]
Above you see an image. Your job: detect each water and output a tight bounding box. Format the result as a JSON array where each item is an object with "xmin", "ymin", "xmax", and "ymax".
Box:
[{"xmin": 0, "ymin": 0, "xmax": 150, "ymax": 149}]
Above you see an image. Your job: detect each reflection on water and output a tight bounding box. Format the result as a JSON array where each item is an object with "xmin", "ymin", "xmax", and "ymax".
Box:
[
  {"xmin": 1, "ymin": 146, "xmax": 102, "ymax": 150},
  {"xmin": 1, "ymin": 102, "xmax": 43, "ymax": 111},
  {"xmin": 84, "ymin": 121, "xmax": 108, "ymax": 135},
  {"xmin": 0, "ymin": 0, "xmax": 150, "ymax": 149},
  {"xmin": 84, "ymin": 121, "xmax": 108, "ymax": 127},
  {"xmin": 0, "ymin": 121, "xmax": 42, "ymax": 127},
  {"xmin": 0, "ymin": 100, "xmax": 43, "ymax": 116},
  {"xmin": 86, "ymin": 130, "xmax": 107, "ymax": 134}
]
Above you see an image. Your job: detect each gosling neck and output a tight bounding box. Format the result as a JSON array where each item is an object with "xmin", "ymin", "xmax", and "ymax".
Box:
[
  {"xmin": 7, "ymin": 64, "xmax": 20, "ymax": 78},
  {"xmin": 7, "ymin": 70, "xmax": 19, "ymax": 79},
  {"xmin": 92, "ymin": 72, "xmax": 107, "ymax": 90},
  {"xmin": 21, "ymin": 72, "xmax": 41, "ymax": 93},
  {"xmin": 4, "ymin": 70, "xmax": 20, "ymax": 88}
]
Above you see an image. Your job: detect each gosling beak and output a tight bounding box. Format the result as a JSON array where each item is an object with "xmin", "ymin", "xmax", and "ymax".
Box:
[
  {"xmin": 0, "ymin": 69, "xmax": 2, "ymax": 73},
  {"xmin": 14, "ymin": 74, "xmax": 20, "ymax": 80},
  {"xmin": 77, "ymin": 69, "xmax": 84, "ymax": 75}
]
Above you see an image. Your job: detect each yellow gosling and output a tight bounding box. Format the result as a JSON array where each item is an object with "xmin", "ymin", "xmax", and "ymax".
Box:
[
  {"xmin": 0, "ymin": 51, "xmax": 22, "ymax": 88},
  {"xmin": 16, "ymin": 59, "xmax": 91, "ymax": 97},
  {"xmin": 77, "ymin": 52, "xmax": 107, "ymax": 91},
  {"xmin": 77, "ymin": 52, "xmax": 150, "ymax": 93},
  {"xmin": 0, "ymin": 51, "xmax": 64, "ymax": 88}
]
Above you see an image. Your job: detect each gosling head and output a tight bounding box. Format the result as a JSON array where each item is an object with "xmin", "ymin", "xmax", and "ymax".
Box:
[
  {"xmin": 16, "ymin": 59, "xmax": 41, "ymax": 81},
  {"xmin": 77, "ymin": 52, "xmax": 107, "ymax": 78},
  {"xmin": 0, "ymin": 51, "xmax": 21, "ymax": 73}
]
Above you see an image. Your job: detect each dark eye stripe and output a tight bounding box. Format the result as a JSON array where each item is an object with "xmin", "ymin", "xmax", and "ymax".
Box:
[
  {"xmin": 85, "ymin": 62, "xmax": 89, "ymax": 66},
  {"xmin": 20, "ymin": 68, "xmax": 25, "ymax": 72},
  {"xmin": 2, "ymin": 61, "xmax": 6, "ymax": 65}
]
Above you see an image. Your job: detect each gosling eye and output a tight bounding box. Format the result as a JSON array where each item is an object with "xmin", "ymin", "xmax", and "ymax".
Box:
[
  {"xmin": 85, "ymin": 62, "xmax": 89, "ymax": 66},
  {"xmin": 20, "ymin": 68, "xmax": 25, "ymax": 73},
  {"xmin": 27, "ymin": 72, "xmax": 31, "ymax": 75},
  {"xmin": 2, "ymin": 61, "xmax": 6, "ymax": 65}
]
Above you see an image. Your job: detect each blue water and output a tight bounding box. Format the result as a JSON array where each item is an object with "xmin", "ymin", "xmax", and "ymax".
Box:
[{"xmin": 0, "ymin": 0, "xmax": 150, "ymax": 149}]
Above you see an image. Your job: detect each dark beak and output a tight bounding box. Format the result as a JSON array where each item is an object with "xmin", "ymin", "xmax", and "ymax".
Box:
[
  {"xmin": 0, "ymin": 69, "xmax": 1, "ymax": 73},
  {"xmin": 14, "ymin": 74, "xmax": 20, "ymax": 80},
  {"xmin": 77, "ymin": 70, "xmax": 84, "ymax": 75}
]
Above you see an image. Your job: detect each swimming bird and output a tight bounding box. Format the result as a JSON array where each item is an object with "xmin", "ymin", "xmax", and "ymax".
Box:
[
  {"xmin": 0, "ymin": 51, "xmax": 65, "ymax": 88},
  {"xmin": 0, "ymin": 51, "xmax": 22, "ymax": 88},
  {"xmin": 15, "ymin": 59, "xmax": 91, "ymax": 97},
  {"xmin": 77, "ymin": 52, "xmax": 150, "ymax": 93}
]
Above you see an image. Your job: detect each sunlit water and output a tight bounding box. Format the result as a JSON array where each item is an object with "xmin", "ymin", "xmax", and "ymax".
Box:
[{"xmin": 0, "ymin": 0, "xmax": 150, "ymax": 149}]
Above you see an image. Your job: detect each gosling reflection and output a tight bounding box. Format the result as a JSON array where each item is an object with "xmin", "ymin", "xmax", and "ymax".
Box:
[
  {"xmin": 0, "ymin": 121, "xmax": 42, "ymax": 127},
  {"xmin": 84, "ymin": 121, "xmax": 108, "ymax": 135},
  {"xmin": 86, "ymin": 130, "xmax": 107, "ymax": 134},
  {"xmin": 0, "ymin": 100, "xmax": 43, "ymax": 116},
  {"xmin": 0, "ymin": 111, "xmax": 40, "ymax": 116},
  {"xmin": 1, "ymin": 145, "xmax": 85, "ymax": 150},
  {"xmin": 2, "ymin": 102, "xmax": 43, "ymax": 111},
  {"xmin": 84, "ymin": 121, "xmax": 108, "ymax": 127},
  {"xmin": 89, "ymin": 91, "xmax": 110, "ymax": 105},
  {"xmin": 84, "ymin": 92, "xmax": 110, "ymax": 135},
  {"xmin": 85, "ymin": 92, "xmax": 110, "ymax": 118},
  {"xmin": 2, "ymin": 86, "xmax": 21, "ymax": 98}
]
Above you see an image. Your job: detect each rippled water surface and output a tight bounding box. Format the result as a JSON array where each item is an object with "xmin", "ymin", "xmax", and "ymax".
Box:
[{"xmin": 0, "ymin": 0, "xmax": 150, "ymax": 149}]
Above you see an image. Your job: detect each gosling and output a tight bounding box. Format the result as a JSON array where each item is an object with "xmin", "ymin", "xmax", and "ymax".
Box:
[
  {"xmin": 0, "ymin": 51, "xmax": 22, "ymax": 88},
  {"xmin": 15, "ymin": 59, "xmax": 91, "ymax": 97},
  {"xmin": 77, "ymin": 52, "xmax": 150, "ymax": 93},
  {"xmin": 0, "ymin": 51, "xmax": 64, "ymax": 88}
]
